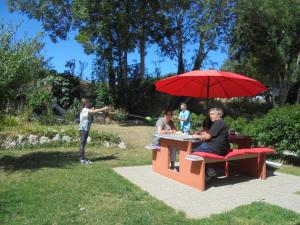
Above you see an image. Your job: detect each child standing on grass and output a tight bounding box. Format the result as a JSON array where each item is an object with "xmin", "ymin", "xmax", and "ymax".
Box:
[{"xmin": 79, "ymin": 100, "xmax": 109, "ymax": 164}]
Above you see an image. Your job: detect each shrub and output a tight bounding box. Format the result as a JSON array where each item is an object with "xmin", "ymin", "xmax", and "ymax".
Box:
[
  {"xmin": 245, "ymin": 105, "xmax": 300, "ymax": 156},
  {"xmin": 190, "ymin": 112, "xmax": 205, "ymax": 131},
  {"xmin": 26, "ymin": 88, "xmax": 53, "ymax": 115},
  {"xmin": 0, "ymin": 115, "xmax": 20, "ymax": 128},
  {"xmin": 108, "ymin": 109, "xmax": 127, "ymax": 122},
  {"xmin": 64, "ymin": 98, "xmax": 80, "ymax": 122},
  {"xmin": 89, "ymin": 130, "xmax": 121, "ymax": 144},
  {"xmin": 39, "ymin": 110, "xmax": 57, "ymax": 125},
  {"xmin": 224, "ymin": 116, "xmax": 248, "ymax": 133}
]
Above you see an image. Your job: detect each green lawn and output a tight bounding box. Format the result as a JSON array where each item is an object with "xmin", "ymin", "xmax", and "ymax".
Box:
[
  {"xmin": 278, "ymin": 165, "xmax": 300, "ymax": 177},
  {"xmin": 1, "ymin": 145, "xmax": 300, "ymax": 225}
]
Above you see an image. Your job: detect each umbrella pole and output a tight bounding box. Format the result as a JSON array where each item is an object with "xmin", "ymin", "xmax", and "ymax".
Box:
[
  {"xmin": 206, "ymin": 99, "xmax": 210, "ymax": 111},
  {"xmin": 185, "ymin": 97, "xmax": 191, "ymax": 104},
  {"xmin": 206, "ymin": 76, "xmax": 210, "ymax": 111}
]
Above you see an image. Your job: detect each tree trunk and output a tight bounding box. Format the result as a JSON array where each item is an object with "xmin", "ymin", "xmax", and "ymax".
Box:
[
  {"xmin": 193, "ymin": 32, "xmax": 205, "ymax": 70},
  {"xmin": 296, "ymin": 52, "xmax": 300, "ymax": 103},
  {"xmin": 139, "ymin": 35, "xmax": 145, "ymax": 78},
  {"xmin": 123, "ymin": 49, "xmax": 128, "ymax": 108},
  {"xmin": 108, "ymin": 35, "xmax": 115, "ymax": 104},
  {"xmin": 177, "ymin": 26, "xmax": 185, "ymax": 74},
  {"xmin": 296, "ymin": 86, "xmax": 300, "ymax": 104},
  {"xmin": 278, "ymin": 71, "xmax": 290, "ymax": 106},
  {"xmin": 115, "ymin": 33, "xmax": 123, "ymax": 108}
]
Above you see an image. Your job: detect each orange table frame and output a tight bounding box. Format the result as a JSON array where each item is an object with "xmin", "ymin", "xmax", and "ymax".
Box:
[{"xmin": 152, "ymin": 135, "xmax": 267, "ymax": 191}]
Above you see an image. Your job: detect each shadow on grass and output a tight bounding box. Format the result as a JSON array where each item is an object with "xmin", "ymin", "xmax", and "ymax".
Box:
[
  {"xmin": 0, "ymin": 151, "xmax": 118, "ymax": 172},
  {"xmin": 92, "ymin": 153, "xmax": 119, "ymax": 162},
  {"xmin": 0, "ymin": 151, "xmax": 78, "ymax": 172}
]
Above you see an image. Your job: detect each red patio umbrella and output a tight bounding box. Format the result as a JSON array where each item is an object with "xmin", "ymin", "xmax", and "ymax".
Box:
[{"xmin": 155, "ymin": 70, "xmax": 268, "ymax": 98}]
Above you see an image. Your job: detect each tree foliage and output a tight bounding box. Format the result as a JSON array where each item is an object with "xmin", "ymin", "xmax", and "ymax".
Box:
[
  {"xmin": 245, "ymin": 104, "xmax": 300, "ymax": 156},
  {"xmin": 0, "ymin": 21, "xmax": 45, "ymax": 112},
  {"xmin": 227, "ymin": 0, "xmax": 300, "ymax": 105},
  {"xmin": 157, "ymin": 0, "xmax": 233, "ymax": 74},
  {"xmin": 7, "ymin": 0, "xmax": 233, "ymax": 110}
]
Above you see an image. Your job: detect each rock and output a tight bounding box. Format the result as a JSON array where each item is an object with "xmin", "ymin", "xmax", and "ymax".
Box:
[
  {"xmin": 17, "ymin": 135, "xmax": 26, "ymax": 146},
  {"xmin": 52, "ymin": 134, "xmax": 60, "ymax": 141},
  {"xmin": 28, "ymin": 134, "xmax": 39, "ymax": 145},
  {"xmin": 105, "ymin": 117, "xmax": 111, "ymax": 124},
  {"xmin": 87, "ymin": 136, "xmax": 91, "ymax": 143},
  {"xmin": 118, "ymin": 141, "xmax": 126, "ymax": 149},
  {"xmin": 40, "ymin": 136, "xmax": 51, "ymax": 144},
  {"xmin": 103, "ymin": 141, "xmax": 110, "ymax": 147},
  {"xmin": 62, "ymin": 135, "xmax": 72, "ymax": 142},
  {"xmin": 3, "ymin": 140, "xmax": 17, "ymax": 149}
]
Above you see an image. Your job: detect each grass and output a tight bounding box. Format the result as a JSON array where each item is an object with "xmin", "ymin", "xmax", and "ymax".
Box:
[
  {"xmin": 1, "ymin": 124, "xmax": 300, "ymax": 225},
  {"xmin": 278, "ymin": 165, "xmax": 300, "ymax": 177}
]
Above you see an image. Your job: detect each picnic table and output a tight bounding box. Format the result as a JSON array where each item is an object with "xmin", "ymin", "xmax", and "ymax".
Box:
[{"xmin": 151, "ymin": 134, "xmax": 274, "ymax": 191}]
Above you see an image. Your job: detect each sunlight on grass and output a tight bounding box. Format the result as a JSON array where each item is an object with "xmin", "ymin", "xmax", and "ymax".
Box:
[
  {"xmin": 1, "ymin": 146, "xmax": 300, "ymax": 225},
  {"xmin": 278, "ymin": 165, "xmax": 300, "ymax": 177},
  {"xmin": 1, "ymin": 124, "xmax": 300, "ymax": 225}
]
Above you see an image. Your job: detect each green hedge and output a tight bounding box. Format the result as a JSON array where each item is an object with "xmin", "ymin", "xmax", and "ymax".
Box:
[
  {"xmin": 224, "ymin": 116, "xmax": 248, "ymax": 133},
  {"xmin": 245, "ymin": 105, "xmax": 300, "ymax": 156}
]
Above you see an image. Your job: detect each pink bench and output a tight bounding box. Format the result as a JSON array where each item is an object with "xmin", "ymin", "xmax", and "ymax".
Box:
[
  {"xmin": 187, "ymin": 148, "xmax": 275, "ymax": 187},
  {"xmin": 151, "ymin": 135, "xmax": 275, "ymax": 191}
]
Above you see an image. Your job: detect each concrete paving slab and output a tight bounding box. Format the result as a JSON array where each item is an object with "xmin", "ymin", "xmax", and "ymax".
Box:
[{"xmin": 114, "ymin": 165, "xmax": 300, "ymax": 218}]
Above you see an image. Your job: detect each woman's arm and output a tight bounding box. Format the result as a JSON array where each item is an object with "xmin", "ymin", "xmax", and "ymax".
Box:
[
  {"xmin": 157, "ymin": 126, "xmax": 176, "ymax": 135},
  {"xmin": 89, "ymin": 106, "xmax": 109, "ymax": 114},
  {"xmin": 192, "ymin": 131, "xmax": 211, "ymax": 141}
]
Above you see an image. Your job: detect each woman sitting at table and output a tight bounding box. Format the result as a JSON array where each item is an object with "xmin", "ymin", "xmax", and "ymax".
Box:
[
  {"xmin": 152, "ymin": 108, "xmax": 177, "ymax": 170},
  {"xmin": 192, "ymin": 108, "xmax": 229, "ymax": 179},
  {"xmin": 192, "ymin": 107, "xmax": 229, "ymax": 156}
]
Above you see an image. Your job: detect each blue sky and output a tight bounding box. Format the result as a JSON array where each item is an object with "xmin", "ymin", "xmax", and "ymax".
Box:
[{"xmin": 1, "ymin": 1, "xmax": 227, "ymax": 79}]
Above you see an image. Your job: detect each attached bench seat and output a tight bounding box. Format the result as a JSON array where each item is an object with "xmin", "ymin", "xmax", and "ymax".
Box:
[
  {"xmin": 186, "ymin": 147, "xmax": 275, "ymax": 177},
  {"xmin": 145, "ymin": 144, "xmax": 160, "ymax": 150}
]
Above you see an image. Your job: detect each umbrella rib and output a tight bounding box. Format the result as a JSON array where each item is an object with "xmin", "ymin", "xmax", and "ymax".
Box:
[
  {"xmin": 187, "ymin": 76, "xmax": 207, "ymax": 98},
  {"xmin": 233, "ymin": 78, "xmax": 265, "ymax": 96},
  {"xmin": 214, "ymin": 77, "xmax": 231, "ymax": 98},
  {"xmin": 213, "ymin": 77, "xmax": 266, "ymax": 97}
]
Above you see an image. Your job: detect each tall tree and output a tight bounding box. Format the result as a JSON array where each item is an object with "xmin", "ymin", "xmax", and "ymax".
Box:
[
  {"xmin": 228, "ymin": 0, "xmax": 300, "ymax": 105},
  {"xmin": 189, "ymin": 0, "xmax": 233, "ymax": 70},
  {"xmin": 8, "ymin": 0, "xmax": 138, "ymax": 107},
  {"xmin": 132, "ymin": 0, "xmax": 165, "ymax": 78},
  {"xmin": 0, "ymin": 21, "xmax": 44, "ymax": 112},
  {"xmin": 157, "ymin": 0, "xmax": 233, "ymax": 74},
  {"xmin": 158, "ymin": 0, "xmax": 191, "ymax": 74}
]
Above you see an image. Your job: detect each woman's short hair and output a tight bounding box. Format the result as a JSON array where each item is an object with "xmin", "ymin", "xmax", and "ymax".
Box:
[
  {"xmin": 209, "ymin": 107, "xmax": 223, "ymax": 117},
  {"xmin": 163, "ymin": 108, "xmax": 173, "ymax": 116}
]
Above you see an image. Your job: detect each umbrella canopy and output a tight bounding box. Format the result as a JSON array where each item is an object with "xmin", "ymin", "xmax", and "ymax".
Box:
[{"xmin": 155, "ymin": 70, "xmax": 268, "ymax": 98}]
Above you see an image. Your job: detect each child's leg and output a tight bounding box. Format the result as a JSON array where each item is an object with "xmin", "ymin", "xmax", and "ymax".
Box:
[
  {"xmin": 169, "ymin": 147, "xmax": 177, "ymax": 169},
  {"xmin": 79, "ymin": 130, "xmax": 89, "ymax": 160}
]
